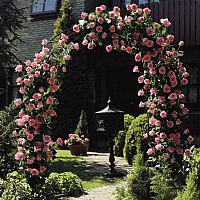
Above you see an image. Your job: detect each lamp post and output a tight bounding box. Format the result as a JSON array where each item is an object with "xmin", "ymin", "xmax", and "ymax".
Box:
[{"xmin": 95, "ymin": 97, "xmax": 124, "ymax": 177}]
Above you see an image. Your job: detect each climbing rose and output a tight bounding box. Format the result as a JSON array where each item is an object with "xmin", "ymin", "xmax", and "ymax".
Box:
[
  {"xmin": 15, "ymin": 65, "xmax": 23, "ymax": 72},
  {"xmin": 73, "ymin": 24, "xmax": 80, "ymax": 33},
  {"xmin": 160, "ymin": 18, "xmax": 171, "ymax": 27}
]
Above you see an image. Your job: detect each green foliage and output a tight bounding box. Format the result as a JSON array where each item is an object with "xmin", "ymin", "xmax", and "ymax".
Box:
[
  {"xmin": 0, "ymin": 0, "xmax": 26, "ymax": 71},
  {"xmin": 123, "ymin": 114, "xmax": 148, "ymax": 164},
  {"xmin": 0, "ymin": 172, "xmax": 32, "ymax": 200},
  {"xmin": 54, "ymin": 0, "xmax": 74, "ymax": 36},
  {"xmin": 150, "ymin": 164, "xmax": 177, "ymax": 200},
  {"xmin": 114, "ymin": 114, "xmax": 134, "ymax": 157},
  {"xmin": 0, "ymin": 103, "xmax": 19, "ymax": 178},
  {"xmin": 75, "ymin": 110, "xmax": 88, "ymax": 135},
  {"xmin": 44, "ymin": 172, "xmax": 83, "ymax": 197},
  {"xmin": 115, "ymin": 147, "xmax": 151, "ymax": 200}
]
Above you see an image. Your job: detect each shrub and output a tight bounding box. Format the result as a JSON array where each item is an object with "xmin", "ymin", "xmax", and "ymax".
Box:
[
  {"xmin": 114, "ymin": 114, "xmax": 134, "ymax": 157},
  {"xmin": 0, "ymin": 103, "xmax": 19, "ymax": 178},
  {"xmin": 150, "ymin": 164, "xmax": 177, "ymax": 200},
  {"xmin": 115, "ymin": 147, "xmax": 151, "ymax": 200},
  {"xmin": 43, "ymin": 172, "xmax": 83, "ymax": 198},
  {"xmin": 0, "ymin": 172, "xmax": 32, "ymax": 200},
  {"xmin": 74, "ymin": 110, "xmax": 88, "ymax": 136},
  {"xmin": 123, "ymin": 114, "xmax": 148, "ymax": 165}
]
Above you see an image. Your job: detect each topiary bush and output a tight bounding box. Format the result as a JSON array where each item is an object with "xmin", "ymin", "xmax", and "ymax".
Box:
[
  {"xmin": 43, "ymin": 172, "xmax": 83, "ymax": 198},
  {"xmin": 114, "ymin": 114, "xmax": 134, "ymax": 157},
  {"xmin": 0, "ymin": 103, "xmax": 20, "ymax": 178},
  {"xmin": 123, "ymin": 114, "xmax": 148, "ymax": 165},
  {"xmin": 75, "ymin": 110, "xmax": 88, "ymax": 136}
]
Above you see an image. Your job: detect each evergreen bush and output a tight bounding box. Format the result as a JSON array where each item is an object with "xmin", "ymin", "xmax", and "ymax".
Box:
[
  {"xmin": 115, "ymin": 147, "xmax": 151, "ymax": 200},
  {"xmin": 114, "ymin": 114, "xmax": 134, "ymax": 157},
  {"xmin": 44, "ymin": 172, "xmax": 83, "ymax": 197},
  {"xmin": 74, "ymin": 110, "xmax": 88, "ymax": 135},
  {"xmin": 0, "ymin": 103, "xmax": 19, "ymax": 178},
  {"xmin": 123, "ymin": 114, "xmax": 148, "ymax": 164}
]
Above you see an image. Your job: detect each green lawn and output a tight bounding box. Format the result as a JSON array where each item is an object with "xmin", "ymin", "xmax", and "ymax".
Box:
[{"xmin": 49, "ymin": 150, "xmax": 121, "ymax": 190}]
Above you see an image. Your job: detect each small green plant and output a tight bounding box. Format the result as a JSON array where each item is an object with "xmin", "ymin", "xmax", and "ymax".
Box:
[
  {"xmin": 114, "ymin": 114, "xmax": 134, "ymax": 157},
  {"xmin": 123, "ymin": 114, "xmax": 148, "ymax": 165},
  {"xmin": 115, "ymin": 147, "xmax": 151, "ymax": 200},
  {"xmin": 43, "ymin": 172, "xmax": 83, "ymax": 197},
  {"xmin": 150, "ymin": 164, "xmax": 177, "ymax": 200}
]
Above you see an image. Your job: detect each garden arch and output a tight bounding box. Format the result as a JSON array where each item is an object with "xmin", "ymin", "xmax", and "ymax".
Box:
[{"xmin": 14, "ymin": 4, "xmax": 193, "ymax": 185}]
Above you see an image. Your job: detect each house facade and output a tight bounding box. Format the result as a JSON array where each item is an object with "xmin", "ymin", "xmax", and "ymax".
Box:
[{"xmin": 2, "ymin": 0, "xmax": 200, "ymax": 137}]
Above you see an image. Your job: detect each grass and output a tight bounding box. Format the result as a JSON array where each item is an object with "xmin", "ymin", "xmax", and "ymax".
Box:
[{"xmin": 49, "ymin": 150, "xmax": 121, "ymax": 190}]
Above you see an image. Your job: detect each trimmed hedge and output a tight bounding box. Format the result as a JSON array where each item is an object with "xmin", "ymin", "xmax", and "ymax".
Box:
[{"xmin": 123, "ymin": 114, "xmax": 148, "ymax": 165}]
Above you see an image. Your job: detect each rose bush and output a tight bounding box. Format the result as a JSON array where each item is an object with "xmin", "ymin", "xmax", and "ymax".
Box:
[{"xmin": 13, "ymin": 3, "xmax": 193, "ymax": 187}]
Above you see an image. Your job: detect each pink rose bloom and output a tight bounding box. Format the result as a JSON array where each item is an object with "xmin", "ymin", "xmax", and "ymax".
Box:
[
  {"xmin": 179, "ymin": 41, "xmax": 184, "ymax": 46},
  {"xmin": 34, "ymin": 71, "xmax": 40, "ymax": 77},
  {"xmin": 167, "ymin": 146, "xmax": 175, "ymax": 153},
  {"xmin": 43, "ymin": 135, "xmax": 52, "ymax": 143},
  {"xmin": 139, "ymin": 101, "xmax": 145, "ymax": 108},
  {"xmin": 50, "ymin": 85, "xmax": 59, "ymax": 93},
  {"xmin": 126, "ymin": 47, "xmax": 132, "ymax": 54},
  {"xmin": 88, "ymin": 13, "xmax": 95, "ymax": 20},
  {"xmin": 15, "ymin": 98, "xmax": 22, "ymax": 106},
  {"xmin": 188, "ymin": 135, "xmax": 194, "ymax": 143},
  {"xmin": 169, "ymin": 134, "xmax": 175, "ymax": 140},
  {"xmin": 172, "ymin": 111, "xmax": 177, "ymax": 118},
  {"xmin": 62, "ymin": 67, "xmax": 67, "ymax": 73},
  {"xmin": 50, "ymin": 66, "xmax": 57, "ymax": 73},
  {"xmin": 176, "ymin": 119, "xmax": 182, "ymax": 125},
  {"xmin": 100, "ymin": 4, "xmax": 106, "ymax": 10},
  {"xmin": 162, "ymin": 153, "xmax": 169, "ymax": 160},
  {"xmin": 113, "ymin": 6, "xmax": 120, "ymax": 13},
  {"xmin": 41, "ymin": 39, "xmax": 48, "ymax": 45},
  {"xmin": 167, "ymin": 121, "xmax": 174, "ymax": 128},
  {"xmin": 168, "ymin": 93, "xmax": 177, "ymax": 100},
  {"xmin": 138, "ymin": 89, "xmax": 144, "ymax": 96},
  {"xmin": 96, "ymin": 6, "xmax": 103, "ymax": 13},
  {"xmin": 143, "ymin": 7, "xmax": 151, "ymax": 14},
  {"xmin": 15, "ymin": 65, "xmax": 23, "ymax": 72},
  {"xmin": 176, "ymin": 148, "xmax": 183, "ymax": 155},
  {"xmin": 42, "ymin": 47, "xmax": 49, "ymax": 55},
  {"xmin": 112, "ymin": 39, "xmax": 119, "ymax": 46},
  {"xmin": 146, "ymin": 27, "xmax": 154, "ymax": 36},
  {"xmin": 47, "ymin": 151, "xmax": 53, "ymax": 158},
  {"xmin": 155, "ymin": 120, "xmax": 161, "ymax": 126},
  {"xmin": 135, "ymin": 53, "xmax": 141, "ymax": 62},
  {"xmin": 27, "ymin": 103, "xmax": 35, "ymax": 111},
  {"xmin": 26, "ymin": 67, "xmax": 32, "ymax": 73},
  {"xmin": 163, "ymin": 84, "xmax": 171, "ymax": 93},
  {"xmin": 109, "ymin": 25, "xmax": 115, "ymax": 33},
  {"xmin": 81, "ymin": 12, "xmax": 88, "ymax": 19},
  {"xmin": 136, "ymin": 8, "xmax": 143, "ymax": 14},
  {"xmin": 102, "ymin": 32, "xmax": 108, "ymax": 39},
  {"xmin": 157, "ymin": 96, "xmax": 165, "ymax": 103},
  {"xmin": 181, "ymin": 78, "xmax": 188, "ymax": 85},
  {"xmin": 159, "ymin": 66, "xmax": 166, "ymax": 75},
  {"xmin": 138, "ymin": 75, "xmax": 144, "ymax": 83},
  {"xmin": 137, "ymin": 17, "xmax": 145, "ymax": 23},
  {"xmin": 133, "ymin": 66, "xmax": 139, "ymax": 73},
  {"xmin": 175, "ymin": 133, "xmax": 180, "ymax": 139},
  {"xmin": 160, "ymin": 111, "xmax": 167, "ymax": 118},
  {"xmin": 15, "ymin": 152, "xmax": 25, "ymax": 160},
  {"xmin": 160, "ymin": 18, "xmax": 171, "ymax": 27},
  {"xmin": 47, "ymin": 77, "xmax": 56, "ymax": 85},
  {"xmin": 56, "ymin": 138, "xmax": 63, "ymax": 145},
  {"xmin": 185, "ymin": 149, "xmax": 192, "ymax": 156},
  {"xmin": 24, "ymin": 78, "xmax": 31, "ymax": 86},
  {"xmin": 12, "ymin": 130, "xmax": 17, "ymax": 137},
  {"xmin": 22, "ymin": 114, "xmax": 29, "ymax": 122},
  {"xmin": 40, "ymin": 166, "xmax": 46, "ymax": 173},
  {"xmin": 43, "ymin": 63, "xmax": 50, "ymax": 71},
  {"xmin": 39, "ymin": 87, "xmax": 44, "ymax": 93},
  {"xmin": 64, "ymin": 55, "xmax": 71, "ymax": 60},
  {"xmin": 89, "ymin": 22, "xmax": 95, "ymax": 28},
  {"xmin": 156, "ymin": 37, "xmax": 164, "ymax": 46},
  {"xmin": 106, "ymin": 45, "xmax": 112, "ymax": 52},
  {"xmin": 150, "ymin": 88, "xmax": 157, "ymax": 95},
  {"xmin": 27, "ymin": 157, "xmax": 35, "ymax": 165},
  {"xmin": 31, "ymin": 62, "xmax": 37, "ymax": 68},
  {"xmin": 47, "ymin": 109, "xmax": 57, "ymax": 116},
  {"xmin": 131, "ymin": 4, "xmax": 138, "ymax": 11},
  {"xmin": 109, "ymin": 11, "xmax": 115, "ymax": 19},
  {"xmin": 143, "ymin": 133, "xmax": 148, "ymax": 138},
  {"xmin": 97, "ymin": 17, "xmax": 104, "ymax": 24},
  {"xmin": 149, "ymin": 117, "xmax": 156, "ymax": 125},
  {"xmin": 143, "ymin": 54, "xmax": 151, "ymax": 62},
  {"xmin": 25, "ymin": 60, "xmax": 31, "ymax": 66},
  {"xmin": 37, "ymin": 154, "xmax": 42, "ymax": 161},
  {"xmin": 149, "ymin": 130, "xmax": 155, "ymax": 136},
  {"xmin": 73, "ymin": 24, "xmax": 80, "ymax": 33},
  {"xmin": 167, "ymin": 34, "xmax": 174, "ymax": 42},
  {"xmin": 46, "ymin": 96, "xmax": 54, "ymax": 105},
  {"xmin": 59, "ymin": 39, "xmax": 65, "ymax": 46},
  {"xmin": 87, "ymin": 43, "xmax": 94, "ymax": 50},
  {"xmin": 61, "ymin": 33, "xmax": 68, "ymax": 41},
  {"xmin": 33, "ymin": 93, "xmax": 41, "ymax": 101},
  {"xmin": 147, "ymin": 148, "xmax": 154, "ymax": 155},
  {"xmin": 183, "ymin": 108, "xmax": 189, "ymax": 114},
  {"xmin": 126, "ymin": 4, "xmax": 131, "ymax": 11},
  {"xmin": 160, "ymin": 132, "xmax": 167, "ymax": 139},
  {"xmin": 155, "ymin": 144, "xmax": 163, "ymax": 151},
  {"xmin": 27, "ymin": 134, "xmax": 34, "ymax": 141},
  {"xmin": 30, "ymin": 168, "xmax": 39, "ymax": 176},
  {"xmin": 16, "ymin": 77, "xmax": 23, "ymax": 85},
  {"xmin": 37, "ymin": 101, "xmax": 43, "ymax": 109}
]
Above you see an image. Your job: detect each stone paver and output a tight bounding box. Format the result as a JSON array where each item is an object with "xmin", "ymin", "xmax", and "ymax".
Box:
[{"xmin": 68, "ymin": 152, "xmax": 131, "ymax": 200}]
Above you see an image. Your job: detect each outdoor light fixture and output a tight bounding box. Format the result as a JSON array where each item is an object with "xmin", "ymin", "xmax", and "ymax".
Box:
[{"xmin": 95, "ymin": 97, "xmax": 124, "ymax": 178}]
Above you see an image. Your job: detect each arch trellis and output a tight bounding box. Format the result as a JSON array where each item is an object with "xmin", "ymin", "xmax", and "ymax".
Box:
[{"xmin": 14, "ymin": 4, "xmax": 193, "ymax": 185}]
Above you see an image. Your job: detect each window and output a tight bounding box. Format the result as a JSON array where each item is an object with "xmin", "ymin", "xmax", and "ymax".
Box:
[
  {"xmin": 31, "ymin": 0, "xmax": 58, "ymax": 15},
  {"xmin": 139, "ymin": 0, "xmax": 160, "ymax": 4}
]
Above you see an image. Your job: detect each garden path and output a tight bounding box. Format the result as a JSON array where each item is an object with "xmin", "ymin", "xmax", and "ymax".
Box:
[{"xmin": 69, "ymin": 152, "xmax": 131, "ymax": 200}]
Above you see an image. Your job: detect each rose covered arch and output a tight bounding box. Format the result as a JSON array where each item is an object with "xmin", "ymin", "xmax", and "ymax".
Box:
[{"xmin": 14, "ymin": 4, "xmax": 193, "ymax": 186}]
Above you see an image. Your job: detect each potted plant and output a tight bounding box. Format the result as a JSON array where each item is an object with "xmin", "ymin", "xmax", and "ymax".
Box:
[{"xmin": 65, "ymin": 134, "xmax": 89, "ymax": 156}]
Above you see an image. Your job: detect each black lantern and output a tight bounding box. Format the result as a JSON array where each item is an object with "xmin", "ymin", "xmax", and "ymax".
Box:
[{"xmin": 95, "ymin": 97, "xmax": 124, "ymax": 177}]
